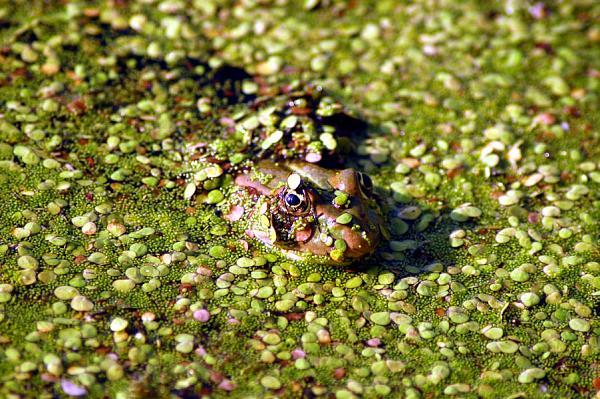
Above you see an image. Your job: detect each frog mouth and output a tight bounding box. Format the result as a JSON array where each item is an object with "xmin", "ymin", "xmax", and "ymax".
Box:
[{"xmin": 249, "ymin": 218, "xmax": 378, "ymax": 265}]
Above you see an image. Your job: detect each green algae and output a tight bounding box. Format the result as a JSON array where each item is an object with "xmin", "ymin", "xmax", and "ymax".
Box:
[{"xmin": 0, "ymin": 0, "xmax": 600, "ymax": 398}]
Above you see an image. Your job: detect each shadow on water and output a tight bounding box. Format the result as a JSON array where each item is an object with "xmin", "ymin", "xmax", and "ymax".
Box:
[{"xmin": 344, "ymin": 189, "xmax": 472, "ymax": 278}]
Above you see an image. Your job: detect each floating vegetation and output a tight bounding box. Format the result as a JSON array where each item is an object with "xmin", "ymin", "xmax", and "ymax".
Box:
[{"xmin": 0, "ymin": 0, "xmax": 599, "ymax": 398}]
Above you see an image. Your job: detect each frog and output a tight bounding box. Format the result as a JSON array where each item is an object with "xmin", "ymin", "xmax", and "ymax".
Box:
[
  {"xmin": 183, "ymin": 85, "xmax": 385, "ymax": 264},
  {"xmin": 228, "ymin": 159, "xmax": 384, "ymax": 265}
]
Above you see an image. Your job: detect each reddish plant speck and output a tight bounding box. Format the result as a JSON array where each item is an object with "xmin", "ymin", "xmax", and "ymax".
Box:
[
  {"xmin": 41, "ymin": 373, "xmax": 59, "ymax": 383},
  {"xmin": 333, "ymin": 368, "xmax": 346, "ymax": 379},
  {"xmin": 83, "ymin": 8, "xmax": 100, "ymax": 17},
  {"xmin": 528, "ymin": 212, "xmax": 540, "ymax": 224},
  {"xmin": 179, "ymin": 283, "xmax": 193, "ymax": 293},
  {"xmin": 218, "ymin": 379, "xmax": 236, "ymax": 391},
  {"xmin": 285, "ymin": 312, "xmax": 305, "ymax": 321},
  {"xmin": 210, "ymin": 371, "xmax": 223, "ymax": 384},
  {"xmin": 446, "ymin": 167, "xmax": 462, "ymax": 179},
  {"xmin": 291, "ymin": 106, "xmax": 312, "ymax": 115},
  {"xmin": 11, "ymin": 68, "xmax": 28, "ymax": 78},
  {"xmin": 533, "ymin": 112, "xmax": 556, "ymax": 125},
  {"xmin": 193, "ymin": 309, "xmax": 210, "ymax": 322},
  {"xmin": 401, "ymin": 158, "xmax": 420, "ymax": 169},
  {"xmin": 85, "ymin": 157, "xmax": 95, "ymax": 168},
  {"xmin": 67, "ymin": 99, "xmax": 88, "ymax": 115},
  {"xmin": 291, "ymin": 349, "xmax": 305, "ymax": 360},
  {"xmin": 74, "ymin": 255, "xmax": 87, "ymax": 265},
  {"xmin": 563, "ymin": 106, "xmax": 580, "ymax": 117},
  {"xmin": 490, "ymin": 190, "xmax": 504, "ymax": 200}
]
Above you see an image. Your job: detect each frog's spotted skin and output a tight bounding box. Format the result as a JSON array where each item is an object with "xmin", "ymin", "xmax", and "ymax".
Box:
[{"xmin": 233, "ymin": 160, "xmax": 383, "ymax": 265}]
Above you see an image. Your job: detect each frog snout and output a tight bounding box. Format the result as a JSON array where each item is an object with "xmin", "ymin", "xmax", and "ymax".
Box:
[{"xmin": 327, "ymin": 218, "xmax": 381, "ymax": 259}]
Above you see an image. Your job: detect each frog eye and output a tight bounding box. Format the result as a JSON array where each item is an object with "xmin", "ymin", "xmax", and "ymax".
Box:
[
  {"xmin": 285, "ymin": 192, "xmax": 302, "ymax": 207},
  {"xmin": 282, "ymin": 189, "xmax": 311, "ymax": 215},
  {"xmin": 357, "ymin": 172, "xmax": 373, "ymax": 196}
]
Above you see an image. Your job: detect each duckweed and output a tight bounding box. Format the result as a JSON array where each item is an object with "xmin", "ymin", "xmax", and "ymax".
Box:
[
  {"xmin": 370, "ymin": 312, "xmax": 391, "ymax": 326},
  {"xmin": 0, "ymin": 1, "xmax": 599, "ymax": 398},
  {"xmin": 70, "ymin": 296, "xmax": 93, "ymax": 312},
  {"xmin": 260, "ymin": 376, "xmax": 282, "ymax": 390}
]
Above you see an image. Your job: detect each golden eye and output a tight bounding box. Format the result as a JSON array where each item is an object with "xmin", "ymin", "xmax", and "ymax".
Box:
[{"xmin": 357, "ymin": 172, "xmax": 373, "ymax": 196}]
